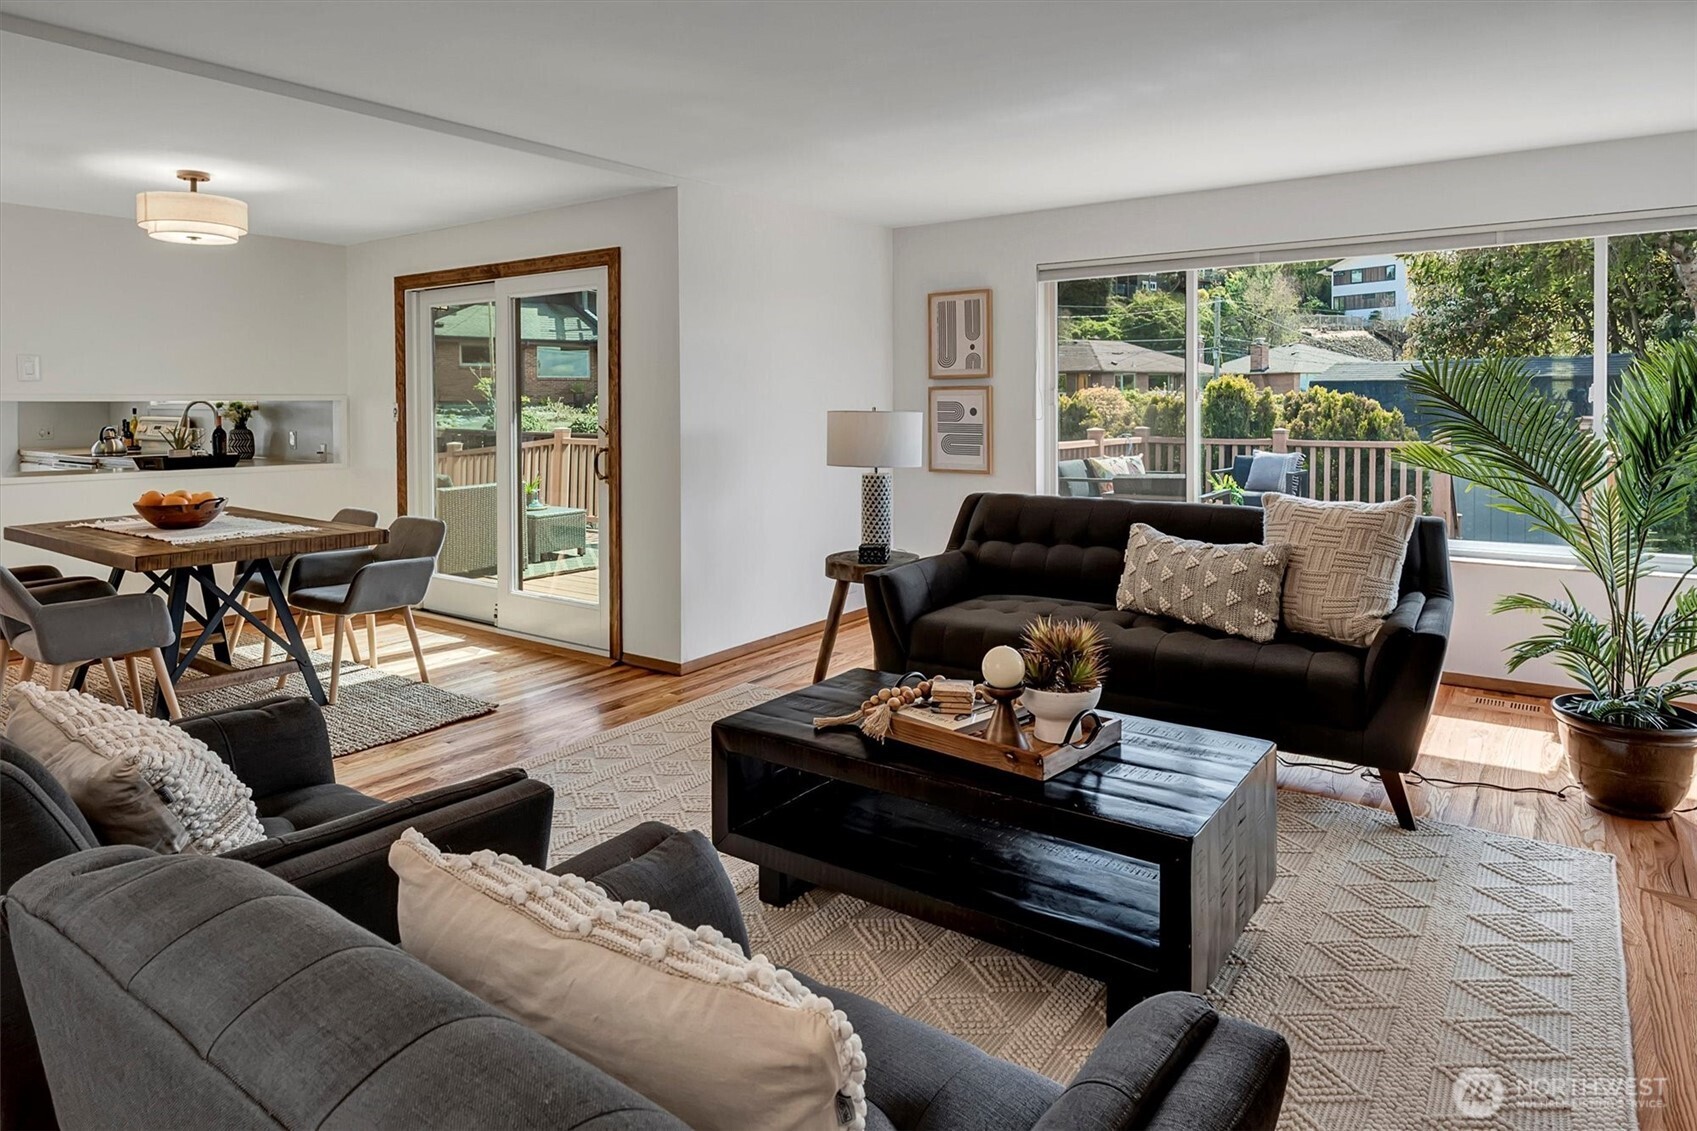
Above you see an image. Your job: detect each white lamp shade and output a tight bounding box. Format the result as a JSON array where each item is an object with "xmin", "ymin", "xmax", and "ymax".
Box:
[
  {"xmin": 827, "ymin": 410, "xmax": 922, "ymax": 469},
  {"xmin": 136, "ymin": 190, "xmax": 248, "ymax": 245}
]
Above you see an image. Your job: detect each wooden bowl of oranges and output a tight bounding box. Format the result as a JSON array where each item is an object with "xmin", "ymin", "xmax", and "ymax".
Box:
[{"xmin": 134, "ymin": 489, "xmax": 226, "ymax": 529}]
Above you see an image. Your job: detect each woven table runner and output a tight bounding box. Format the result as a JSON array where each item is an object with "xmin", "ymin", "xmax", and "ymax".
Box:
[{"xmin": 68, "ymin": 516, "xmax": 320, "ymax": 545}]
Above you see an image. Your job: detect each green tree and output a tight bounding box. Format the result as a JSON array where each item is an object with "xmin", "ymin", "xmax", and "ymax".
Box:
[
  {"xmin": 1061, "ymin": 289, "xmax": 1188, "ymax": 351},
  {"xmin": 1057, "ymin": 277, "xmax": 1111, "ymax": 315},
  {"xmin": 1280, "ymin": 385, "xmax": 1415, "ymax": 442},
  {"xmin": 1201, "ymin": 374, "xmax": 1279, "ymax": 438},
  {"xmin": 1407, "ymin": 234, "xmax": 1697, "ymax": 359},
  {"xmin": 1139, "ymin": 390, "xmax": 1186, "ymax": 436},
  {"xmin": 1057, "ymin": 386, "xmax": 1135, "ymax": 441}
]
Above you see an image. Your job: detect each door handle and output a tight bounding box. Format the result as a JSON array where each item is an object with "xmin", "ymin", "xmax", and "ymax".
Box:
[{"xmin": 593, "ymin": 446, "xmax": 611, "ymax": 483}]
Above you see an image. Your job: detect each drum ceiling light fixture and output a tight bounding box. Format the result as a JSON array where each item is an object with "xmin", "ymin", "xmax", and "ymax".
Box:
[{"xmin": 136, "ymin": 169, "xmax": 248, "ymax": 245}]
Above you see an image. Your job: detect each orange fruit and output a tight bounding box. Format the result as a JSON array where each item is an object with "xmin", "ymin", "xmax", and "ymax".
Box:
[
  {"xmin": 189, "ymin": 491, "xmax": 216, "ymax": 503},
  {"xmin": 162, "ymin": 494, "xmax": 190, "ymax": 505},
  {"xmin": 137, "ymin": 490, "xmax": 165, "ymax": 506}
]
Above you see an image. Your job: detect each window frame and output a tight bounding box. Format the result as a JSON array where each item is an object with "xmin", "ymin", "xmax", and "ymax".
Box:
[{"xmin": 1039, "ymin": 210, "xmax": 1697, "ymax": 568}]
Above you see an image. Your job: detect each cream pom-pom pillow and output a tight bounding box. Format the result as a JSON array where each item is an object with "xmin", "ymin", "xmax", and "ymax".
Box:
[
  {"xmin": 5, "ymin": 683, "xmax": 264, "ymax": 854},
  {"xmin": 390, "ymin": 830, "xmax": 867, "ymax": 1131}
]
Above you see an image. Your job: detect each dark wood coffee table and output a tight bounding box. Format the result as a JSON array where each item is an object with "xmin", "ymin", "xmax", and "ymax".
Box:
[{"xmin": 711, "ymin": 669, "xmax": 1277, "ymax": 1019}]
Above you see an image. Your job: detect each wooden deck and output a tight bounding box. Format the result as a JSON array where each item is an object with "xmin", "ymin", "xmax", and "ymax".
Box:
[{"xmin": 306, "ymin": 616, "xmax": 1692, "ymax": 1131}]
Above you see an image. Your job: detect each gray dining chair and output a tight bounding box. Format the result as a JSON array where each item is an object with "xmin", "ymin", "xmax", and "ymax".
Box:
[
  {"xmin": 0, "ymin": 567, "xmax": 181, "ymax": 718},
  {"xmin": 284, "ymin": 517, "xmax": 446, "ymax": 705},
  {"xmin": 230, "ymin": 507, "xmax": 380, "ymax": 656}
]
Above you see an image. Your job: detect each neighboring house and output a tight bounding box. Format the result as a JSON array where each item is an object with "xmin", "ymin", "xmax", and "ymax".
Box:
[
  {"xmin": 1059, "ymin": 340, "xmax": 1188, "ymax": 392},
  {"xmin": 432, "ymin": 298, "xmax": 599, "ymax": 406},
  {"xmin": 1313, "ymin": 353, "xmax": 1635, "ymax": 435},
  {"xmin": 1327, "ymin": 254, "xmax": 1413, "ymax": 320},
  {"xmin": 1216, "ymin": 341, "xmax": 1360, "ymax": 392}
]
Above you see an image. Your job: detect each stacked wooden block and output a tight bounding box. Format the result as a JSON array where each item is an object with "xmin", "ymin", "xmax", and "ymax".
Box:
[{"xmin": 928, "ymin": 678, "xmax": 977, "ymax": 713}]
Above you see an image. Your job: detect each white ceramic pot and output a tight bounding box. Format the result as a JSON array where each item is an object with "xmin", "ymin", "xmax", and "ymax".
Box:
[{"xmin": 1022, "ymin": 686, "xmax": 1103, "ymax": 744}]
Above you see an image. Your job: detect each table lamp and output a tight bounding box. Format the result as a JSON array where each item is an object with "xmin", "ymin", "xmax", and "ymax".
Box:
[{"xmin": 827, "ymin": 409, "xmax": 923, "ymax": 564}]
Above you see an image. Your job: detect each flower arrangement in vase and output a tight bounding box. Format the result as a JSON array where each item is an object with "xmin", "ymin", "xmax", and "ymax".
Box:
[
  {"xmin": 1019, "ymin": 616, "xmax": 1108, "ymax": 743},
  {"xmin": 219, "ymin": 401, "xmax": 259, "ymax": 460}
]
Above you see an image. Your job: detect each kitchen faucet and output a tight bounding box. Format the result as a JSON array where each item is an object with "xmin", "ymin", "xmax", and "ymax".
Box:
[
  {"xmin": 178, "ymin": 400, "xmax": 219, "ymax": 432},
  {"xmin": 179, "ymin": 399, "xmax": 218, "ymax": 429}
]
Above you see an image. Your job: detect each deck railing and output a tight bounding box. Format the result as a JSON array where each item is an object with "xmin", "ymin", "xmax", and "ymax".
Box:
[
  {"xmin": 437, "ymin": 429, "xmax": 601, "ymax": 520},
  {"xmin": 1060, "ymin": 426, "xmax": 1457, "ymax": 532}
]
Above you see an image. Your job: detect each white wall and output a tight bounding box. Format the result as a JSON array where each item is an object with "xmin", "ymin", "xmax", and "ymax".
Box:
[
  {"xmin": 0, "ymin": 203, "xmax": 359, "ymax": 572},
  {"xmin": 0, "ymin": 204, "xmax": 348, "ymax": 398},
  {"xmin": 890, "ymin": 132, "xmax": 1697, "ymax": 685},
  {"xmin": 675, "ymin": 184, "xmax": 892, "ymax": 662},
  {"xmin": 343, "ymin": 189, "xmax": 684, "ymax": 663}
]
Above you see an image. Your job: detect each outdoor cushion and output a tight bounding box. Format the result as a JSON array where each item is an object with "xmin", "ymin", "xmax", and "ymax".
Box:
[{"xmin": 1242, "ymin": 451, "xmax": 1299, "ymax": 491}]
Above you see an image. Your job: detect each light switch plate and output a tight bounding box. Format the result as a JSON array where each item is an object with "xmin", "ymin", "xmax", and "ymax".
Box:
[{"xmin": 16, "ymin": 354, "xmax": 42, "ymax": 382}]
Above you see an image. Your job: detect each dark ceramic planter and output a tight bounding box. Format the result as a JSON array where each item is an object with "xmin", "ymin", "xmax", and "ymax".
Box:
[{"xmin": 1552, "ymin": 694, "xmax": 1697, "ymax": 819}]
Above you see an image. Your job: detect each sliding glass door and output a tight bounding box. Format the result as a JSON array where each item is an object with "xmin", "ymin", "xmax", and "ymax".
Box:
[{"xmin": 408, "ymin": 267, "xmax": 615, "ymax": 653}]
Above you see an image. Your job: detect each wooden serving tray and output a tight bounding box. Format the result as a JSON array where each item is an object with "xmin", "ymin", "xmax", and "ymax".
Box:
[{"xmin": 887, "ymin": 710, "xmax": 1122, "ymax": 780}]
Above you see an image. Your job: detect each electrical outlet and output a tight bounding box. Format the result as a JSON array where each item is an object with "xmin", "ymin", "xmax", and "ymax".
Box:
[
  {"xmin": 17, "ymin": 354, "xmax": 41, "ymax": 382},
  {"xmin": 36, "ymin": 428, "xmax": 52, "ymax": 438},
  {"xmin": 288, "ymin": 430, "xmax": 297, "ymax": 448}
]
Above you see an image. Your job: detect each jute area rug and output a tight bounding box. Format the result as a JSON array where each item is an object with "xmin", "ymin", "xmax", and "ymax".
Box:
[
  {"xmin": 0, "ymin": 642, "xmax": 495, "ymax": 759},
  {"xmin": 527, "ymin": 685, "xmax": 1638, "ymax": 1130}
]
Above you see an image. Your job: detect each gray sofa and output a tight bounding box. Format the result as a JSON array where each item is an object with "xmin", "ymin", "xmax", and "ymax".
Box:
[
  {"xmin": 1057, "ymin": 457, "xmax": 1185, "ymax": 501},
  {"xmin": 865, "ymin": 492, "xmax": 1454, "ymax": 829},
  {"xmin": 5, "ymin": 821, "xmax": 1290, "ymax": 1130},
  {"xmin": 1, "ymin": 697, "xmax": 553, "ymax": 1131}
]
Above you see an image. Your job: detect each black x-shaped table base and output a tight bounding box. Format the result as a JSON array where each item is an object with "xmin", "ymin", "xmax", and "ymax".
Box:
[{"xmin": 93, "ymin": 559, "xmax": 327, "ymax": 714}]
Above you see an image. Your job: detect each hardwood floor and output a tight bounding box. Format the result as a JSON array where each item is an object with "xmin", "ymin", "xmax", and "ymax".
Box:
[{"xmin": 336, "ymin": 613, "xmax": 1695, "ymax": 1130}]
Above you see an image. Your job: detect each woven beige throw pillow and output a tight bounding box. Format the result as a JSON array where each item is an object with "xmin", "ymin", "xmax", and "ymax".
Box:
[
  {"xmin": 1115, "ymin": 523, "xmax": 1290, "ymax": 643},
  {"xmin": 1262, "ymin": 493, "xmax": 1418, "ymax": 646},
  {"xmin": 391, "ymin": 831, "xmax": 867, "ymax": 1131}
]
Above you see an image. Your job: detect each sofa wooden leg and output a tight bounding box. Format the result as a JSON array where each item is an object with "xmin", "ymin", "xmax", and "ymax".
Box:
[{"xmin": 1381, "ymin": 770, "xmax": 1417, "ymax": 830}]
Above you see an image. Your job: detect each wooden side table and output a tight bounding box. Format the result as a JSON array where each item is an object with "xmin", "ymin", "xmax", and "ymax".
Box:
[{"xmin": 814, "ymin": 549, "xmax": 918, "ymax": 684}]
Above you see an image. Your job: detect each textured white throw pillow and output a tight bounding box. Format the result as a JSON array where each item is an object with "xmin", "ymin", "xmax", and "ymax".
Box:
[
  {"xmin": 1262, "ymin": 493, "xmax": 1419, "ymax": 646},
  {"xmin": 6, "ymin": 684, "xmax": 265, "ymax": 854},
  {"xmin": 391, "ymin": 830, "xmax": 868, "ymax": 1131}
]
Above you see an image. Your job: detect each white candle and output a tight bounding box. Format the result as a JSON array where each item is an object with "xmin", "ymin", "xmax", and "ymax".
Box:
[{"xmin": 981, "ymin": 645, "xmax": 1024, "ymax": 688}]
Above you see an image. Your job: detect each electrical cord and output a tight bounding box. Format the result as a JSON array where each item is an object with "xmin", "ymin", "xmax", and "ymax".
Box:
[{"xmin": 1277, "ymin": 755, "xmax": 1697, "ymax": 813}]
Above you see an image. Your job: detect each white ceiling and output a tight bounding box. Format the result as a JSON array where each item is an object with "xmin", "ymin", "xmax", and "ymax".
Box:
[
  {"xmin": 2, "ymin": 0, "xmax": 1694, "ymax": 242},
  {"xmin": 0, "ymin": 32, "xmax": 664, "ymax": 244}
]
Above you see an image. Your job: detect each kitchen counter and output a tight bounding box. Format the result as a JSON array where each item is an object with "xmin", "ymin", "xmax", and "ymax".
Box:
[{"xmin": 7, "ymin": 447, "xmax": 338, "ymax": 481}]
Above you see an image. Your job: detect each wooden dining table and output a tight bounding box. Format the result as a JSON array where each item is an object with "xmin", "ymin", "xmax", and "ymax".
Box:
[{"xmin": 4, "ymin": 507, "xmax": 387, "ymax": 711}]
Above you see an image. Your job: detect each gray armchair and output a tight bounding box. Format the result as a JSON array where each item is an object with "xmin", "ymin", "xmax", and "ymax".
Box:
[
  {"xmin": 0, "ymin": 567, "xmax": 181, "ymax": 718},
  {"xmin": 233, "ymin": 507, "xmax": 380, "ymax": 660},
  {"xmin": 286, "ymin": 517, "xmax": 446, "ymax": 703}
]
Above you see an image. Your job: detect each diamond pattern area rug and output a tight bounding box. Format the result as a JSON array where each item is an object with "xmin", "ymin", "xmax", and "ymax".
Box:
[
  {"xmin": 0, "ymin": 643, "xmax": 495, "ymax": 759},
  {"xmin": 527, "ymin": 686, "xmax": 1637, "ymax": 1129}
]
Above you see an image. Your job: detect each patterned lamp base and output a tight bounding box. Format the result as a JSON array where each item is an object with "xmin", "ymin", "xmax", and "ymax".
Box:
[{"xmin": 859, "ymin": 471, "xmax": 893, "ymax": 564}]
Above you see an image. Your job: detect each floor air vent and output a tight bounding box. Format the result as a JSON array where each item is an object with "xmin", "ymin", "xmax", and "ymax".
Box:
[{"xmin": 1467, "ymin": 693, "xmax": 1548, "ymax": 717}]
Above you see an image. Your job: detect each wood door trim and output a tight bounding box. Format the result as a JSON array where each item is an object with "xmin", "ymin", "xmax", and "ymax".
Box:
[{"xmin": 394, "ymin": 247, "xmax": 623, "ymax": 660}]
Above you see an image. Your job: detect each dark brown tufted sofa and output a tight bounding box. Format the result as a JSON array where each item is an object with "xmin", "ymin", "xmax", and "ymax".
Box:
[{"xmin": 864, "ymin": 493, "xmax": 1453, "ymax": 829}]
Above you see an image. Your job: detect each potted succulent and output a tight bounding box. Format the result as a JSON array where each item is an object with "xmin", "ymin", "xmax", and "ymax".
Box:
[
  {"xmin": 219, "ymin": 401, "xmax": 259, "ymax": 460},
  {"xmin": 1399, "ymin": 336, "xmax": 1697, "ymax": 818},
  {"xmin": 155, "ymin": 422, "xmax": 202, "ymax": 457},
  {"xmin": 1019, "ymin": 616, "xmax": 1109, "ymax": 743}
]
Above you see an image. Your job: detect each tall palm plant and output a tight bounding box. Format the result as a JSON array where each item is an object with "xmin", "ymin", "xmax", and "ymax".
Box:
[{"xmin": 1398, "ymin": 335, "xmax": 1697, "ymax": 729}]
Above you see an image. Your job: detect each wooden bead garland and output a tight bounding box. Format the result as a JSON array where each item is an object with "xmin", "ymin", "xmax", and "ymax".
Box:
[{"xmin": 813, "ymin": 680, "xmax": 933, "ymax": 741}]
